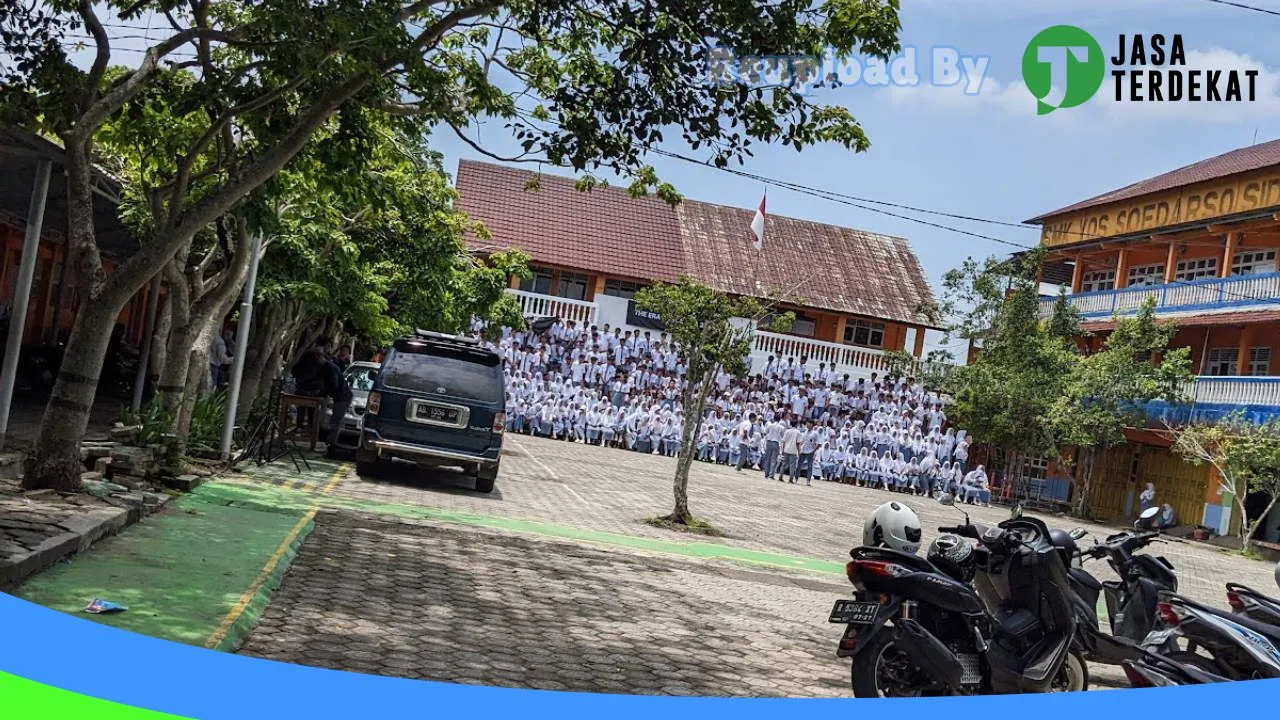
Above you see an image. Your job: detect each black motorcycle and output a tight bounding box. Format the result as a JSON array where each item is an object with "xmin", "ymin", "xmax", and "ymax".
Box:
[
  {"xmin": 1121, "ymin": 646, "xmax": 1231, "ymax": 687},
  {"xmin": 1057, "ymin": 524, "xmax": 1176, "ymax": 666},
  {"xmin": 830, "ymin": 502, "xmax": 1087, "ymax": 696},
  {"xmin": 1227, "ymin": 582, "xmax": 1280, "ymax": 626},
  {"xmin": 1142, "ymin": 590, "xmax": 1280, "ymax": 680}
]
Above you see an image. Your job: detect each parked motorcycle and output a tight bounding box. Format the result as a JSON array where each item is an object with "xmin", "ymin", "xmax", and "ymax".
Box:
[
  {"xmin": 830, "ymin": 496, "xmax": 1087, "ymax": 696},
  {"xmin": 1142, "ymin": 590, "xmax": 1280, "ymax": 680},
  {"xmin": 1058, "ymin": 510, "xmax": 1177, "ymax": 666},
  {"xmin": 1227, "ymin": 580, "xmax": 1280, "ymax": 627},
  {"xmin": 1121, "ymin": 646, "xmax": 1231, "ymax": 687}
]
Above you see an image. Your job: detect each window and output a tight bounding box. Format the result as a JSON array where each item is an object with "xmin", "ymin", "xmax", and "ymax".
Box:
[
  {"xmin": 844, "ymin": 320, "xmax": 885, "ymax": 348},
  {"xmin": 790, "ymin": 314, "xmax": 816, "ymax": 337},
  {"xmin": 384, "ymin": 345, "xmax": 504, "ymax": 403},
  {"xmin": 518, "ymin": 266, "xmax": 554, "ymax": 295},
  {"xmin": 1248, "ymin": 347, "xmax": 1272, "ymax": 377},
  {"xmin": 603, "ymin": 279, "xmax": 642, "ymax": 299},
  {"xmin": 1232, "ymin": 249, "xmax": 1277, "ymax": 276},
  {"xmin": 1127, "ymin": 263, "xmax": 1165, "ymax": 287},
  {"xmin": 1081, "ymin": 270, "xmax": 1115, "ymax": 292},
  {"xmin": 556, "ymin": 271, "xmax": 589, "ymax": 300},
  {"xmin": 1175, "ymin": 256, "xmax": 1218, "ymax": 281},
  {"xmin": 1205, "ymin": 347, "xmax": 1239, "ymax": 376}
]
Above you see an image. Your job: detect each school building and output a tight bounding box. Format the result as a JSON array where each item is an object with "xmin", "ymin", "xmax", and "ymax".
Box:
[
  {"xmin": 1028, "ymin": 139, "xmax": 1280, "ymax": 543},
  {"xmin": 0, "ymin": 126, "xmax": 156, "ymax": 351},
  {"xmin": 453, "ymin": 159, "xmax": 944, "ymax": 380}
]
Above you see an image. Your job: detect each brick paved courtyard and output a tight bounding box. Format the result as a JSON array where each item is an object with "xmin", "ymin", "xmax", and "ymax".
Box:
[{"xmin": 232, "ymin": 434, "xmax": 1275, "ymax": 696}]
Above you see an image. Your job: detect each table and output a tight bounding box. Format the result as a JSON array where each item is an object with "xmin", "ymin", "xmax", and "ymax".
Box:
[{"xmin": 278, "ymin": 394, "xmax": 324, "ymax": 452}]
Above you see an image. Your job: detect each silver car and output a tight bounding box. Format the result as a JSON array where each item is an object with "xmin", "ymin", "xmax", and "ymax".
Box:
[{"xmin": 321, "ymin": 361, "xmax": 381, "ymax": 449}]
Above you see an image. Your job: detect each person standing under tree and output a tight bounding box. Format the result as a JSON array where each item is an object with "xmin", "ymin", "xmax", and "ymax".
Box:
[{"xmin": 318, "ymin": 349, "xmax": 353, "ymax": 458}]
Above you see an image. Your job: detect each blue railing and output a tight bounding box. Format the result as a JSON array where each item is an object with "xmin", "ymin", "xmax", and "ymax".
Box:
[
  {"xmin": 1040, "ymin": 271, "xmax": 1280, "ymax": 319},
  {"xmin": 1141, "ymin": 376, "xmax": 1280, "ymax": 426}
]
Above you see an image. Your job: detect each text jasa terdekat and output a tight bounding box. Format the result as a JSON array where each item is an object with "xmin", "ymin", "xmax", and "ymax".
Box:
[{"xmin": 1111, "ymin": 34, "xmax": 1258, "ymax": 103}]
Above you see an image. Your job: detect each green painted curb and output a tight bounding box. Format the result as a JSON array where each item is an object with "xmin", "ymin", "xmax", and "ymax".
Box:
[
  {"xmin": 211, "ymin": 515, "xmax": 317, "ymax": 653},
  {"xmin": 201, "ymin": 478, "xmax": 849, "ymax": 577}
]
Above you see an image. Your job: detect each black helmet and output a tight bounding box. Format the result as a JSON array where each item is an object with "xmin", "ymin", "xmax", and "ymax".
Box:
[
  {"xmin": 1049, "ymin": 528, "xmax": 1078, "ymax": 566},
  {"xmin": 927, "ymin": 533, "xmax": 976, "ymax": 583}
]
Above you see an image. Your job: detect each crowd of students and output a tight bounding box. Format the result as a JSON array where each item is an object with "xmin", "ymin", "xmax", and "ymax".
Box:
[{"xmin": 476, "ymin": 318, "xmax": 993, "ymax": 506}]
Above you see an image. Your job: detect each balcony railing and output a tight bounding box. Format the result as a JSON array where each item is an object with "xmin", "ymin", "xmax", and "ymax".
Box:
[
  {"xmin": 504, "ymin": 288, "xmax": 950, "ymax": 381},
  {"xmin": 1142, "ymin": 376, "xmax": 1280, "ymax": 426},
  {"xmin": 1040, "ymin": 271, "xmax": 1280, "ymax": 320},
  {"xmin": 507, "ymin": 288, "xmax": 597, "ymax": 327}
]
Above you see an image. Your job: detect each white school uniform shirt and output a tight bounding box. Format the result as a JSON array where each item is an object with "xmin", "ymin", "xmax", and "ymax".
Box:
[
  {"xmin": 781, "ymin": 427, "xmax": 802, "ymax": 455},
  {"xmin": 764, "ymin": 421, "xmax": 786, "ymax": 443}
]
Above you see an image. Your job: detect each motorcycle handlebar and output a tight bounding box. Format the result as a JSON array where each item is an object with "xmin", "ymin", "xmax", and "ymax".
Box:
[{"xmin": 938, "ymin": 525, "xmax": 980, "ymax": 540}]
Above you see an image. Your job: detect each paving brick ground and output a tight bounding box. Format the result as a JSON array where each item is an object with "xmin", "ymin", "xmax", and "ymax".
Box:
[
  {"xmin": 232, "ymin": 434, "xmax": 1278, "ymax": 696},
  {"xmin": 318, "ymin": 434, "xmax": 1276, "ymax": 609},
  {"xmin": 241, "ymin": 511, "xmax": 854, "ymax": 697}
]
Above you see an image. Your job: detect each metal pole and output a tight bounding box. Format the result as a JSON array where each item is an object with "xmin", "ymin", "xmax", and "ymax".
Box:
[
  {"xmin": 131, "ymin": 273, "xmax": 162, "ymax": 412},
  {"xmin": 0, "ymin": 159, "xmax": 52, "ymax": 450},
  {"xmin": 220, "ymin": 232, "xmax": 263, "ymax": 459}
]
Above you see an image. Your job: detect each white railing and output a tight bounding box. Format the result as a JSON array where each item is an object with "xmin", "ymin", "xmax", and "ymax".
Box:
[
  {"xmin": 1039, "ymin": 271, "xmax": 1280, "ymax": 319},
  {"xmin": 506, "ymin": 288, "xmax": 597, "ymax": 327},
  {"xmin": 1188, "ymin": 376, "xmax": 1280, "ymax": 407},
  {"xmin": 749, "ymin": 330, "xmax": 951, "ymax": 380}
]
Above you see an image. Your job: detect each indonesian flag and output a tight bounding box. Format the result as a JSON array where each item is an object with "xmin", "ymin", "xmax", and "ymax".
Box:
[{"xmin": 750, "ymin": 192, "xmax": 766, "ymax": 250}]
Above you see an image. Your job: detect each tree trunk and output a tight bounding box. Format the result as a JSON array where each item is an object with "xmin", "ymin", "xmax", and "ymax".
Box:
[
  {"xmin": 1075, "ymin": 448, "xmax": 1097, "ymax": 519},
  {"xmin": 148, "ymin": 288, "xmax": 173, "ymax": 400},
  {"xmin": 237, "ymin": 302, "xmax": 283, "ymax": 420},
  {"xmin": 670, "ymin": 365, "xmax": 715, "ymax": 524},
  {"xmin": 158, "ymin": 259, "xmax": 193, "ymax": 417},
  {"xmin": 1240, "ymin": 491, "xmax": 1278, "ymax": 548},
  {"xmin": 22, "ymin": 136, "xmax": 120, "ymax": 490}
]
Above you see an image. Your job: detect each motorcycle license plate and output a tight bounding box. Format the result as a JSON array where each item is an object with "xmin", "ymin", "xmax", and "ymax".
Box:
[
  {"xmin": 1143, "ymin": 628, "xmax": 1177, "ymax": 649},
  {"xmin": 829, "ymin": 599, "xmax": 879, "ymax": 625}
]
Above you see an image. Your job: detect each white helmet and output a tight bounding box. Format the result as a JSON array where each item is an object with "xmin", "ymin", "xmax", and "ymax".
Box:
[
  {"xmin": 1274, "ymin": 560, "xmax": 1280, "ymax": 592},
  {"xmin": 864, "ymin": 501, "xmax": 923, "ymax": 554}
]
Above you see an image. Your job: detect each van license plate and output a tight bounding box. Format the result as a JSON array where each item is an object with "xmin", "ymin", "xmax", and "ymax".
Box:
[
  {"xmin": 829, "ymin": 600, "xmax": 879, "ymax": 625},
  {"xmin": 415, "ymin": 405, "xmax": 459, "ymax": 423}
]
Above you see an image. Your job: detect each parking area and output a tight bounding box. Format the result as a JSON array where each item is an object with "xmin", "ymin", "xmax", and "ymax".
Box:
[{"xmin": 321, "ymin": 434, "xmax": 1275, "ymax": 608}]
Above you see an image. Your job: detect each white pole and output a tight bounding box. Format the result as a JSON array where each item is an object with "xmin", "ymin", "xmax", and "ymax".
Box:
[
  {"xmin": 220, "ymin": 232, "xmax": 263, "ymax": 460},
  {"xmin": 131, "ymin": 273, "xmax": 162, "ymax": 412},
  {"xmin": 0, "ymin": 159, "xmax": 53, "ymax": 450}
]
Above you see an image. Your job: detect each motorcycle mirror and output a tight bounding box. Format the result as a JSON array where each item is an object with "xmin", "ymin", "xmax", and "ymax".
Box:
[
  {"xmin": 1069, "ymin": 528, "xmax": 1088, "ymax": 540},
  {"xmin": 1010, "ymin": 503, "xmax": 1024, "ymax": 519},
  {"xmin": 939, "ymin": 493, "xmax": 956, "ymax": 506}
]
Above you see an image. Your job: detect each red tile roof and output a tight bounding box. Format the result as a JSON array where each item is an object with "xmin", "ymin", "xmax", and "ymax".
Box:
[
  {"xmin": 454, "ymin": 160, "xmax": 939, "ymax": 328},
  {"xmin": 1028, "ymin": 139, "xmax": 1280, "ymax": 223}
]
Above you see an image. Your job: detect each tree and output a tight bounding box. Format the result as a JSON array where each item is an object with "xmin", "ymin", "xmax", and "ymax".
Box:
[
  {"xmin": 3, "ymin": 0, "xmax": 902, "ymax": 490},
  {"xmin": 1050, "ymin": 298, "xmax": 1192, "ymax": 518},
  {"xmin": 1169, "ymin": 414, "xmax": 1280, "ymax": 546},
  {"xmin": 936, "ymin": 250, "xmax": 1077, "ymax": 494},
  {"xmin": 634, "ymin": 280, "xmax": 779, "ymax": 526}
]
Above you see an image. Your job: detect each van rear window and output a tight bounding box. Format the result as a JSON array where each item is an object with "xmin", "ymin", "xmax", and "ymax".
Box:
[{"xmin": 383, "ymin": 347, "xmax": 503, "ymax": 403}]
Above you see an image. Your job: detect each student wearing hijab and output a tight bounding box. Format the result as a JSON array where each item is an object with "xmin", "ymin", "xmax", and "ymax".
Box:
[{"xmin": 1139, "ymin": 483, "xmax": 1156, "ymax": 513}]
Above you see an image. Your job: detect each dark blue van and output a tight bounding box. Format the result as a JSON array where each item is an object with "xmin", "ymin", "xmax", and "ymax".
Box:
[{"xmin": 357, "ymin": 331, "xmax": 505, "ymax": 493}]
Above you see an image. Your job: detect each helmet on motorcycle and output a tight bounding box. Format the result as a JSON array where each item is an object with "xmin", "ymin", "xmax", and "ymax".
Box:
[
  {"xmin": 1048, "ymin": 528, "xmax": 1078, "ymax": 567},
  {"xmin": 863, "ymin": 501, "xmax": 923, "ymax": 554},
  {"xmin": 927, "ymin": 533, "xmax": 976, "ymax": 583}
]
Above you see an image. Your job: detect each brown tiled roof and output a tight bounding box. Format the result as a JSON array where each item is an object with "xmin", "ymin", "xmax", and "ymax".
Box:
[
  {"xmin": 1081, "ymin": 309, "xmax": 1280, "ymax": 332},
  {"xmin": 455, "ymin": 160, "xmax": 939, "ymax": 328},
  {"xmin": 1028, "ymin": 139, "xmax": 1280, "ymax": 223},
  {"xmin": 454, "ymin": 159, "xmax": 684, "ymax": 283}
]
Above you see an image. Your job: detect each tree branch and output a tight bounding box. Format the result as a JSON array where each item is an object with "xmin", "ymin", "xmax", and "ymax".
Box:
[{"xmin": 78, "ymin": 0, "xmax": 111, "ymax": 112}]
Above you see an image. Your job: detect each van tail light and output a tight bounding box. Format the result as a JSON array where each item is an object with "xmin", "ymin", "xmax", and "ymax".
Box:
[
  {"xmin": 1227, "ymin": 591, "xmax": 1245, "ymax": 612},
  {"xmin": 1157, "ymin": 601, "xmax": 1182, "ymax": 627},
  {"xmin": 366, "ymin": 391, "xmax": 381, "ymax": 416},
  {"xmin": 492, "ymin": 412, "xmax": 505, "ymax": 434}
]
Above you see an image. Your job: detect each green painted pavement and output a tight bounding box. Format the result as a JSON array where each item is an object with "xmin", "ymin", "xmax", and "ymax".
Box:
[
  {"xmin": 16, "ymin": 488, "xmax": 311, "ymax": 649},
  {"xmin": 0, "ymin": 671, "xmax": 190, "ymax": 719},
  {"xmin": 205, "ymin": 476, "xmax": 850, "ymax": 576}
]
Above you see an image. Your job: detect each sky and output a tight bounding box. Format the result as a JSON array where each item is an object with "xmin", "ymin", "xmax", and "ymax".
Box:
[
  {"xmin": 54, "ymin": 0, "xmax": 1280, "ymax": 357},
  {"xmin": 426, "ymin": 0, "xmax": 1280, "ymax": 356}
]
